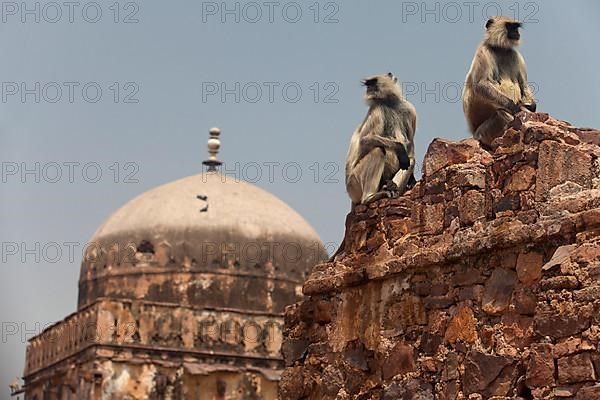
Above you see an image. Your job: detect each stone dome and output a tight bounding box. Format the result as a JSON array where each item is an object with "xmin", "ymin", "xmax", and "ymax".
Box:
[{"xmin": 78, "ymin": 170, "xmax": 328, "ymax": 311}]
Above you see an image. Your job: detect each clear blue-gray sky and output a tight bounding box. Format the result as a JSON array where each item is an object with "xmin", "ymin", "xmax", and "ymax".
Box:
[{"xmin": 1, "ymin": 0, "xmax": 599, "ymax": 392}]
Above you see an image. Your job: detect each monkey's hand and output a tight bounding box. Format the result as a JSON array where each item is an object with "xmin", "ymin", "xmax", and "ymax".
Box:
[
  {"xmin": 475, "ymin": 83, "xmax": 521, "ymax": 115},
  {"xmin": 395, "ymin": 144, "xmax": 410, "ymax": 169},
  {"xmin": 359, "ymin": 136, "xmax": 384, "ymax": 151},
  {"xmin": 522, "ymin": 102, "xmax": 537, "ymax": 112},
  {"xmin": 505, "ymin": 100, "xmax": 522, "ymax": 115}
]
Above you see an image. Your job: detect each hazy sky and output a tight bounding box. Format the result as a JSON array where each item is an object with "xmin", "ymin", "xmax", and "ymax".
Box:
[{"xmin": 1, "ymin": 0, "xmax": 600, "ymax": 392}]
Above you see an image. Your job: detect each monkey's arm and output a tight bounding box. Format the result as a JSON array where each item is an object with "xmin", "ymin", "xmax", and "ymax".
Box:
[
  {"xmin": 517, "ymin": 53, "xmax": 536, "ymax": 111},
  {"xmin": 359, "ymin": 136, "xmax": 410, "ymax": 169},
  {"xmin": 473, "ymin": 81, "xmax": 521, "ymax": 113},
  {"xmin": 346, "ymin": 108, "xmax": 382, "ymax": 176},
  {"xmin": 469, "ymin": 47, "xmax": 521, "ymax": 113},
  {"xmin": 355, "ymin": 109, "xmax": 390, "ymax": 159}
]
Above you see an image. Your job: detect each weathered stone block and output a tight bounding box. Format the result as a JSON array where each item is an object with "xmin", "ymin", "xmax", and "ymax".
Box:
[
  {"xmin": 575, "ymin": 385, "xmax": 600, "ymax": 399},
  {"xmin": 512, "ymin": 289, "xmax": 537, "ymax": 316},
  {"xmin": 535, "ymin": 305, "xmax": 592, "ymax": 338},
  {"xmin": 444, "ymin": 305, "xmax": 478, "ymax": 344},
  {"xmin": 421, "ymin": 332, "xmax": 443, "ymax": 355},
  {"xmin": 411, "ymin": 202, "xmax": 445, "ymax": 234},
  {"xmin": 516, "ymin": 251, "xmax": 544, "ymax": 286},
  {"xmin": 282, "ymin": 337, "xmax": 310, "ymax": 367},
  {"xmin": 505, "ymin": 165, "xmax": 536, "ymax": 192},
  {"xmin": 453, "ymin": 267, "xmax": 484, "ymax": 286},
  {"xmin": 459, "ymin": 190, "xmax": 486, "ymax": 225},
  {"xmin": 558, "ymin": 353, "xmax": 596, "ymax": 384},
  {"xmin": 554, "ymin": 338, "xmax": 595, "ymax": 358},
  {"xmin": 536, "ymin": 140, "xmax": 592, "ymax": 201},
  {"xmin": 493, "ymin": 193, "xmax": 521, "ymax": 214},
  {"xmin": 422, "ymin": 138, "xmax": 488, "ymax": 177},
  {"xmin": 382, "ymin": 342, "xmax": 415, "ymax": 379},
  {"xmin": 447, "ymin": 165, "xmax": 486, "ymax": 189},
  {"xmin": 463, "ymin": 351, "xmax": 513, "ymax": 395},
  {"xmin": 482, "ymin": 268, "xmax": 517, "ymax": 316},
  {"xmin": 526, "ymin": 343, "xmax": 555, "ymax": 388},
  {"xmin": 501, "ymin": 313, "xmax": 533, "ymax": 349}
]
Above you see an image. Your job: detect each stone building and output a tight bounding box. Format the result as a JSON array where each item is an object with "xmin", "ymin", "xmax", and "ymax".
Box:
[
  {"xmin": 281, "ymin": 113, "xmax": 600, "ymax": 399},
  {"xmin": 18, "ymin": 128, "xmax": 327, "ymax": 399}
]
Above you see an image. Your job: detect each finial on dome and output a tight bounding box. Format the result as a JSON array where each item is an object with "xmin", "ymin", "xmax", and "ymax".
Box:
[{"xmin": 203, "ymin": 127, "xmax": 222, "ymax": 172}]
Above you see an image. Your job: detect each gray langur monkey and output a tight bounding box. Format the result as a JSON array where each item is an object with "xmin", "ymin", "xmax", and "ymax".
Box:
[
  {"xmin": 463, "ymin": 16, "xmax": 536, "ymax": 147},
  {"xmin": 345, "ymin": 72, "xmax": 417, "ymax": 206}
]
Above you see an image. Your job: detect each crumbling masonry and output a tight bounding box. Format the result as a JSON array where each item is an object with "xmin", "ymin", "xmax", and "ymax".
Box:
[{"xmin": 280, "ymin": 113, "xmax": 600, "ymax": 399}]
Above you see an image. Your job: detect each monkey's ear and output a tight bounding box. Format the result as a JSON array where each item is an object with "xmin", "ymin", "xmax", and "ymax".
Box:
[
  {"xmin": 387, "ymin": 72, "xmax": 393, "ymax": 77},
  {"xmin": 485, "ymin": 18, "xmax": 494, "ymax": 29}
]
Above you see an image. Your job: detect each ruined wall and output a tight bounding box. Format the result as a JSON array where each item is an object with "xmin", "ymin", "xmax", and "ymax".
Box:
[
  {"xmin": 24, "ymin": 299, "xmax": 283, "ymax": 399},
  {"xmin": 25, "ymin": 355, "xmax": 278, "ymax": 400},
  {"xmin": 280, "ymin": 113, "xmax": 600, "ymax": 399},
  {"xmin": 26, "ymin": 299, "xmax": 283, "ymax": 375}
]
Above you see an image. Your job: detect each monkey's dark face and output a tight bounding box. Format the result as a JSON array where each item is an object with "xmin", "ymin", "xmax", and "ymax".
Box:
[
  {"xmin": 362, "ymin": 73, "xmax": 402, "ymax": 105},
  {"xmin": 505, "ymin": 22, "xmax": 521, "ymax": 41},
  {"xmin": 484, "ymin": 16, "xmax": 522, "ymax": 48},
  {"xmin": 362, "ymin": 77, "xmax": 379, "ymax": 95},
  {"xmin": 362, "ymin": 73, "xmax": 397, "ymax": 89}
]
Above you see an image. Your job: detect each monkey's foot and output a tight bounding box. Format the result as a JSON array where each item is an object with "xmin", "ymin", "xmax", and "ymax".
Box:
[
  {"xmin": 363, "ymin": 190, "xmax": 393, "ymax": 204},
  {"xmin": 381, "ymin": 181, "xmax": 402, "ymax": 198},
  {"xmin": 382, "ymin": 180, "xmax": 398, "ymax": 191}
]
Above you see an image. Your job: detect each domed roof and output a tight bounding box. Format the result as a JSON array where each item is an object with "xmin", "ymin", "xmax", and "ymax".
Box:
[
  {"xmin": 78, "ymin": 130, "xmax": 327, "ymax": 311},
  {"xmin": 91, "ymin": 171, "xmax": 322, "ymax": 250}
]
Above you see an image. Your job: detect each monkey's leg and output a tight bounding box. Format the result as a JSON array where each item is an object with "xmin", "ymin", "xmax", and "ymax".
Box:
[
  {"xmin": 349, "ymin": 148, "xmax": 386, "ymax": 204},
  {"xmin": 473, "ymin": 109, "xmax": 514, "ymax": 147},
  {"xmin": 346, "ymin": 174, "xmax": 363, "ymax": 205}
]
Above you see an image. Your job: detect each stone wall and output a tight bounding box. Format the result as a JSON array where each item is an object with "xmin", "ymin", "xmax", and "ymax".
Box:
[
  {"xmin": 280, "ymin": 113, "xmax": 600, "ymax": 399},
  {"xmin": 25, "ymin": 352, "xmax": 279, "ymax": 400},
  {"xmin": 26, "ymin": 298, "xmax": 283, "ymax": 376},
  {"xmin": 24, "ymin": 298, "xmax": 283, "ymax": 399}
]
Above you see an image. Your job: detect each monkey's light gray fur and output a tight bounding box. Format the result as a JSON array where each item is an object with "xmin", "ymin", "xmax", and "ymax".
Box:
[
  {"xmin": 345, "ymin": 73, "xmax": 417, "ymax": 205},
  {"xmin": 463, "ymin": 16, "xmax": 536, "ymax": 147}
]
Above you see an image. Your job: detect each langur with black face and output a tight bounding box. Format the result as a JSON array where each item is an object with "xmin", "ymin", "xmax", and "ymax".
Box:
[
  {"xmin": 463, "ymin": 16, "xmax": 537, "ymax": 147},
  {"xmin": 345, "ymin": 72, "xmax": 417, "ymax": 206}
]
